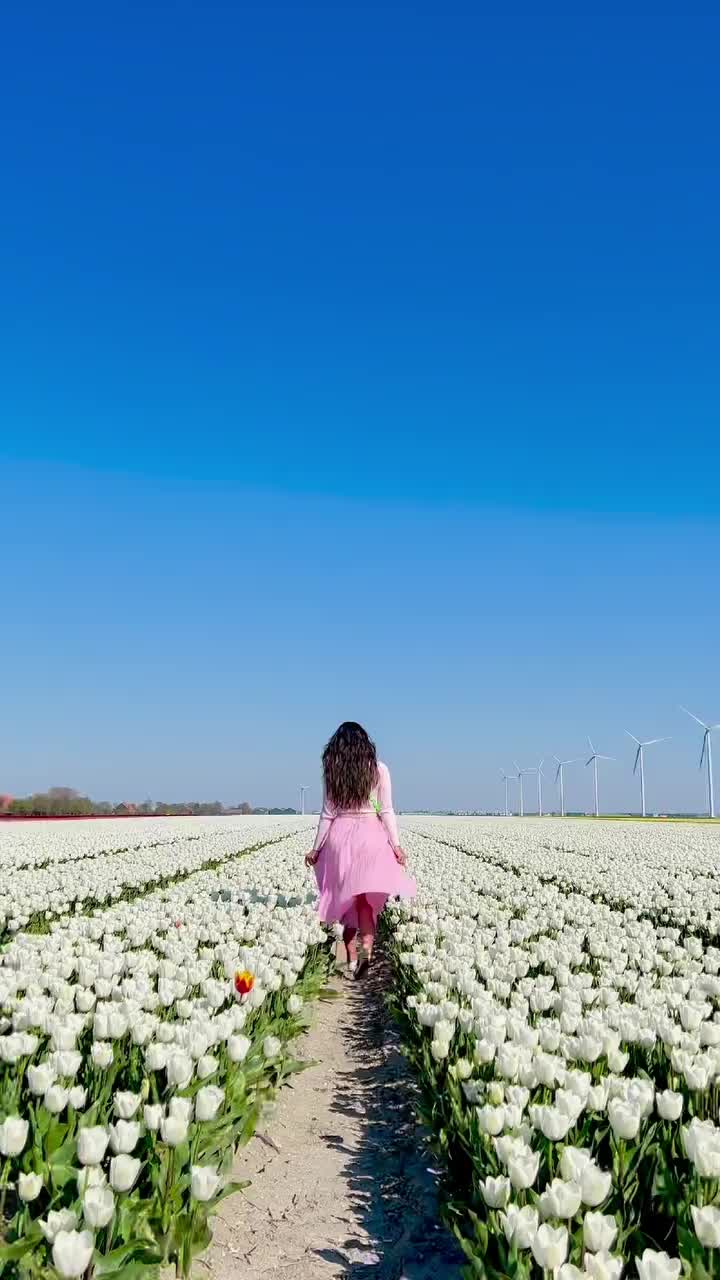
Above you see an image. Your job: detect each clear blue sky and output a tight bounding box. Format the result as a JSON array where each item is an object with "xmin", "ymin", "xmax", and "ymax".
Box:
[{"xmin": 2, "ymin": 4, "xmax": 719, "ymax": 813}]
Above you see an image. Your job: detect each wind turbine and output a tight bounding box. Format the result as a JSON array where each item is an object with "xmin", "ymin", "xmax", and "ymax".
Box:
[
  {"xmin": 585, "ymin": 738, "xmax": 615, "ymax": 817},
  {"xmin": 625, "ymin": 731, "xmax": 670, "ymax": 818},
  {"xmin": 526, "ymin": 760, "xmax": 545, "ymax": 816},
  {"xmin": 509, "ymin": 757, "xmax": 527, "ymax": 819},
  {"xmin": 681, "ymin": 707, "xmax": 720, "ymax": 818},
  {"xmin": 499, "ymin": 769, "xmax": 512, "ymax": 817},
  {"xmin": 554, "ymin": 755, "xmax": 582, "ymax": 818},
  {"xmin": 299, "ymin": 785, "xmax": 309, "ymax": 816},
  {"xmin": 513, "ymin": 762, "xmax": 531, "ymax": 818}
]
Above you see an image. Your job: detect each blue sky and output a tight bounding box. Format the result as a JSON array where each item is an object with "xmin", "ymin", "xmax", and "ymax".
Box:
[{"xmin": 2, "ymin": 4, "xmax": 719, "ymax": 812}]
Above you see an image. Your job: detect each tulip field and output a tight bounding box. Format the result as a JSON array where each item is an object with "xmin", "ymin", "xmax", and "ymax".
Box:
[
  {"xmin": 1, "ymin": 816, "xmax": 720, "ymax": 1279},
  {"xmin": 386, "ymin": 817, "xmax": 720, "ymax": 1280},
  {"xmin": 0, "ymin": 817, "xmax": 329, "ymax": 1278}
]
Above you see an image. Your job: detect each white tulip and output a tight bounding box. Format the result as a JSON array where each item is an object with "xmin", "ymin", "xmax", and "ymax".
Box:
[
  {"xmin": 18, "ymin": 1171, "xmax": 43, "ymax": 1202},
  {"xmin": 160, "ymin": 1114, "xmax": 189, "ymax": 1147},
  {"xmin": 109, "ymin": 1120, "xmax": 142, "ymax": 1154},
  {"xmin": 531, "ymin": 1224, "xmax": 569, "ymax": 1271},
  {"xmin": 580, "ymin": 1164, "xmax": 612, "ymax": 1207},
  {"xmin": 656, "ymin": 1090, "xmax": 683, "ymax": 1121},
  {"xmin": 692, "ymin": 1204, "xmax": 720, "ymax": 1248},
  {"xmin": 508, "ymin": 1150, "xmax": 540, "ymax": 1190},
  {"xmin": 27, "ymin": 1063, "xmax": 57, "ymax": 1095},
  {"xmin": 607, "ymin": 1099, "xmax": 641, "ymax": 1140},
  {"xmin": 83, "ymin": 1184, "xmax": 115, "ymax": 1228},
  {"xmin": 500, "ymin": 1203, "xmax": 538, "ymax": 1250},
  {"xmin": 113, "ymin": 1090, "xmax": 142, "ymax": 1119},
  {"xmin": 109, "ymin": 1155, "xmax": 141, "ymax": 1192},
  {"xmin": 77, "ymin": 1126, "xmax": 110, "ymax": 1166},
  {"xmin": 197, "ymin": 1054, "xmax": 219, "ymax": 1079},
  {"xmin": 227, "ymin": 1034, "xmax": 251, "ymax": 1062},
  {"xmin": 44, "ymin": 1084, "xmax": 69, "ymax": 1114},
  {"xmin": 190, "ymin": 1163, "xmax": 222, "ymax": 1201},
  {"xmin": 0, "ymin": 1116, "xmax": 28, "ymax": 1156},
  {"xmin": 539, "ymin": 1178, "xmax": 582, "ymax": 1220},
  {"xmin": 584, "ymin": 1212, "xmax": 618, "ymax": 1253},
  {"xmin": 167, "ymin": 1051, "xmax": 194, "ymax": 1087},
  {"xmin": 40, "ymin": 1209, "xmax": 79, "ymax": 1242},
  {"xmin": 52, "ymin": 1229, "xmax": 95, "ymax": 1278},
  {"xmin": 635, "ymin": 1251, "xmax": 682, "ymax": 1280},
  {"xmin": 584, "ymin": 1251, "xmax": 624, "ymax": 1280},
  {"xmin": 169, "ymin": 1096, "xmax": 194, "ymax": 1124},
  {"xmin": 91, "ymin": 1041, "xmax": 114, "ymax": 1068},
  {"xmin": 195, "ymin": 1085, "xmax": 225, "ymax": 1122},
  {"xmin": 143, "ymin": 1104, "xmax": 163, "ymax": 1131},
  {"xmin": 476, "ymin": 1105, "xmax": 505, "ymax": 1136},
  {"xmin": 480, "ymin": 1175, "xmax": 510, "ymax": 1208}
]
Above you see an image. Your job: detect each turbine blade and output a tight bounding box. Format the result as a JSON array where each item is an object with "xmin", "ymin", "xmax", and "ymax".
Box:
[
  {"xmin": 585, "ymin": 756, "xmax": 594, "ymax": 767},
  {"xmin": 554, "ymin": 764, "xmax": 561, "ymax": 782},
  {"xmin": 633, "ymin": 746, "xmax": 641, "ymax": 774},
  {"xmin": 700, "ymin": 735, "xmax": 707, "ymax": 769},
  {"xmin": 681, "ymin": 706, "xmax": 708, "ymax": 729},
  {"xmin": 625, "ymin": 730, "xmax": 640, "ymax": 744},
  {"xmin": 644, "ymin": 737, "xmax": 669, "ymax": 746},
  {"xmin": 587, "ymin": 736, "xmax": 595, "ymax": 752}
]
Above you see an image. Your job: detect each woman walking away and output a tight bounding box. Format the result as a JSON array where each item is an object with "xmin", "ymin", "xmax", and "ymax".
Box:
[{"xmin": 305, "ymin": 722, "xmax": 416, "ymax": 979}]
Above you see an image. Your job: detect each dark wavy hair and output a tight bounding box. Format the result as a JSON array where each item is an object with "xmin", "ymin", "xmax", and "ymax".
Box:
[{"xmin": 322, "ymin": 722, "xmax": 379, "ymax": 810}]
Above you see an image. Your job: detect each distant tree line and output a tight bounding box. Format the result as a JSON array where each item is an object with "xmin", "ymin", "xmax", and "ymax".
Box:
[{"xmin": 1, "ymin": 788, "xmax": 298, "ymax": 818}]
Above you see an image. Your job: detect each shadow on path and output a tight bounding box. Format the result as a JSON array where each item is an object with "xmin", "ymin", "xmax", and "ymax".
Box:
[{"xmin": 317, "ymin": 954, "xmax": 463, "ymax": 1280}]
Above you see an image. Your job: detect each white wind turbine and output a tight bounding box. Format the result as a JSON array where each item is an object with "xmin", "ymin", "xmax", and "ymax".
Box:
[
  {"xmin": 512, "ymin": 762, "xmax": 528, "ymax": 818},
  {"xmin": 299, "ymin": 785, "xmax": 309, "ymax": 816},
  {"xmin": 526, "ymin": 760, "xmax": 545, "ymax": 816},
  {"xmin": 681, "ymin": 707, "xmax": 720, "ymax": 818},
  {"xmin": 585, "ymin": 738, "xmax": 615, "ymax": 817},
  {"xmin": 553, "ymin": 755, "xmax": 582, "ymax": 818},
  {"xmin": 625, "ymin": 731, "xmax": 670, "ymax": 818},
  {"xmin": 499, "ymin": 769, "xmax": 512, "ymax": 817}
]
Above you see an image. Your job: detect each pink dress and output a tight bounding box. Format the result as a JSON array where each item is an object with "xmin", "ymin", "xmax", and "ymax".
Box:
[{"xmin": 312, "ymin": 761, "xmax": 416, "ymax": 930}]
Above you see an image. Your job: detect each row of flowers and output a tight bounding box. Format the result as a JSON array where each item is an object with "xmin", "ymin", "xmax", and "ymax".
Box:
[
  {"xmin": 384, "ymin": 819, "xmax": 720, "ymax": 1280},
  {"xmin": 0, "ymin": 824, "xmax": 331, "ymax": 1278},
  {"xmin": 0, "ymin": 818, "xmax": 303, "ymax": 939},
  {"xmin": 0, "ymin": 815, "xmax": 300, "ymax": 874}
]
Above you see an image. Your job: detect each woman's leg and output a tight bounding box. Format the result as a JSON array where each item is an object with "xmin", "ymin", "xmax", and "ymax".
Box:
[
  {"xmin": 356, "ymin": 894, "xmax": 376, "ymax": 960},
  {"xmin": 342, "ymin": 924, "xmax": 358, "ymax": 967}
]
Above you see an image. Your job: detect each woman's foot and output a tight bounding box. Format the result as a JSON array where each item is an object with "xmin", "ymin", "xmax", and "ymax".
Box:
[
  {"xmin": 342, "ymin": 960, "xmax": 357, "ymax": 981},
  {"xmin": 354, "ymin": 953, "xmax": 371, "ymax": 980}
]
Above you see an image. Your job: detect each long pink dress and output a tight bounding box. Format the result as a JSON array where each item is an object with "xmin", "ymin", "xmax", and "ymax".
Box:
[{"xmin": 312, "ymin": 761, "xmax": 416, "ymax": 930}]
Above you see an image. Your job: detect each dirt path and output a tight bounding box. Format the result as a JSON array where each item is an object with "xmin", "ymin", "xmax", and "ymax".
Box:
[{"xmin": 200, "ymin": 957, "xmax": 462, "ymax": 1279}]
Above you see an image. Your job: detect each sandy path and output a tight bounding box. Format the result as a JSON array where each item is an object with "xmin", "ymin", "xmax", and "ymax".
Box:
[{"xmin": 199, "ymin": 956, "xmax": 462, "ymax": 1279}]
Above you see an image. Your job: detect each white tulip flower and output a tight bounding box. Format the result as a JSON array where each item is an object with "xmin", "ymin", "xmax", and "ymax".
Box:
[{"xmin": 52, "ymin": 1229, "xmax": 95, "ymax": 1278}]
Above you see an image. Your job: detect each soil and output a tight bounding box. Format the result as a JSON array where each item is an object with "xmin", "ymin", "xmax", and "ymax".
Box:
[{"xmin": 198, "ymin": 951, "xmax": 462, "ymax": 1279}]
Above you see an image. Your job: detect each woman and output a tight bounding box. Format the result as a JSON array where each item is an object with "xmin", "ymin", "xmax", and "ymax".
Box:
[{"xmin": 305, "ymin": 721, "xmax": 416, "ymax": 978}]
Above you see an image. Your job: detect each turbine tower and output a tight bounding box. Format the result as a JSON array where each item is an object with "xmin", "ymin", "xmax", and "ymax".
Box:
[
  {"xmin": 585, "ymin": 738, "xmax": 615, "ymax": 817},
  {"xmin": 513, "ymin": 762, "xmax": 531, "ymax": 818},
  {"xmin": 499, "ymin": 769, "xmax": 512, "ymax": 817},
  {"xmin": 526, "ymin": 760, "xmax": 545, "ymax": 816},
  {"xmin": 554, "ymin": 755, "xmax": 582, "ymax": 818},
  {"xmin": 625, "ymin": 731, "xmax": 670, "ymax": 818},
  {"xmin": 299, "ymin": 785, "xmax": 309, "ymax": 816},
  {"xmin": 681, "ymin": 707, "xmax": 720, "ymax": 818}
]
